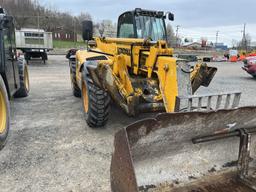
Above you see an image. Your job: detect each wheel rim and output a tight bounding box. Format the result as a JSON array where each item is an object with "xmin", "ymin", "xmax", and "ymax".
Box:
[
  {"xmin": 0, "ymin": 88, "xmax": 7, "ymax": 134},
  {"xmin": 82, "ymin": 82, "xmax": 89, "ymax": 113},
  {"xmin": 24, "ymin": 67, "xmax": 29, "ymax": 92}
]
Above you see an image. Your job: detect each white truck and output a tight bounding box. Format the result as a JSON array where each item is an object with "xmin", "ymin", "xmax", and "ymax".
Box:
[{"xmin": 15, "ymin": 28, "xmax": 53, "ymax": 63}]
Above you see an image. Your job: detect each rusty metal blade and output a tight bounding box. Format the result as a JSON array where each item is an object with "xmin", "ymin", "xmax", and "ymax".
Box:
[{"xmin": 111, "ymin": 107, "xmax": 256, "ymax": 192}]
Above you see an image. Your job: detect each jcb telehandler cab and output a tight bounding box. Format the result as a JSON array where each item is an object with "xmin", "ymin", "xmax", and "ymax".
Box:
[{"xmin": 117, "ymin": 8, "xmax": 173, "ymax": 41}]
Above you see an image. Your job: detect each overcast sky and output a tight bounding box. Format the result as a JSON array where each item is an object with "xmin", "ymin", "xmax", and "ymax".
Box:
[{"xmin": 39, "ymin": 0, "xmax": 256, "ymax": 46}]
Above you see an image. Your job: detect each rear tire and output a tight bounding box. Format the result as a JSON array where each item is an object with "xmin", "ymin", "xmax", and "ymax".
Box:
[
  {"xmin": 69, "ymin": 60, "xmax": 81, "ymax": 97},
  {"xmin": 42, "ymin": 53, "xmax": 48, "ymax": 64},
  {"xmin": 14, "ymin": 59, "xmax": 30, "ymax": 98},
  {"xmin": 81, "ymin": 71, "xmax": 110, "ymax": 128},
  {"xmin": 0, "ymin": 76, "xmax": 10, "ymax": 150},
  {"xmin": 24, "ymin": 52, "xmax": 30, "ymax": 64}
]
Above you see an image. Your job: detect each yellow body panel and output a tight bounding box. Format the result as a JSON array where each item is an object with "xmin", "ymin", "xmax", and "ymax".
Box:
[
  {"xmin": 75, "ymin": 49, "xmax": 108, "ymax": 86},
  {"xmin": 157, "ymin": 57, "xmax": 178, "ymax": 112},
  {"xmin": 191, "ymin": 63, "xmax": 201, "ymax": 81},
  {"xmin": 113, "ymin": 55, "xmax": 134, "ymax": 97}
]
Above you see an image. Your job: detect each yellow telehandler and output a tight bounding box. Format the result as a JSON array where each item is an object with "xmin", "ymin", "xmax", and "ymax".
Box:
[
  {"xmin": 67, "ymin": 8, "xmax": 239, "ymax": 128},
  {"xmin": 67, "ymin": 8, "xmax": 256, "ymax": 191}
]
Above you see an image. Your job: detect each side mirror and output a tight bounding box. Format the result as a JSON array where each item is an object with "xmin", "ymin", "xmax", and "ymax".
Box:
[
  {"xmin": 168, "ymin": 13, "xmax": 174, "ymax": 21},
  {"xmin": 82, "ymin": 20, "xmax": 93, "ymax": 41}
]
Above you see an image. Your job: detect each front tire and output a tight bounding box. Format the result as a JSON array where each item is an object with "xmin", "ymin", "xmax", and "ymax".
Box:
[
  {"xmin": 0, "ymin": 76, "xmax": 10, "ymax": 150},
  {"xmin": 81, "ymin": 71, "xmax": 110, "ymax": 128},
  {"xmin": 69, "ymin": 59, "xmax": 81, "ymax": 97},
  {"xmin": 14, "ymin": 59, "xmax": 30, "ymax": 98}
]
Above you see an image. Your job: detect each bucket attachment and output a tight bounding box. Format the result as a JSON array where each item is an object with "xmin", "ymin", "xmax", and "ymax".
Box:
[{"xmin": 111, "ymin": 107, "xmax": 256, "ymax": 192}]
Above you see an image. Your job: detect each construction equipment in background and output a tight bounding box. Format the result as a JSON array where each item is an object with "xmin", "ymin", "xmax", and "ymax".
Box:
[
  {"xmin": 67, "ymin": 8, "xmax": 237, "ymax": 128},
  {"xmin": 177, "ymin": 54, "xmax": 198, "ymax": 62},
  {"xmin": 15, "ymin": 28, "xmax": 53, "ymax": 64},
  {"xmin": 111, "ymin": 106, "xmax": 256, "ymax": 192},
  {"xmin": 0, "ymin": 8, "xmax": 30, "ymax": 150},
  {"xmin": 229, "ymin": 49, "xmax": 239, "ymax": 62}
]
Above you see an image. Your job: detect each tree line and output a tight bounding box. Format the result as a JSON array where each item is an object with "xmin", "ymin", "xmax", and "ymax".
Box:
[
  {"xmin": 1, "ymin": 0, "xmax": 176, "ymax": 42},
  {"xmin": 1, "ymin": 0, "xmax": 92, "ymax": 35}
]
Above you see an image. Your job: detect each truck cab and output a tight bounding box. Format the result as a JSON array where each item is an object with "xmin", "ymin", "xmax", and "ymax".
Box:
[{"xmin": 0, "ymin": 7, "xmax": 30, "ymax": 150}]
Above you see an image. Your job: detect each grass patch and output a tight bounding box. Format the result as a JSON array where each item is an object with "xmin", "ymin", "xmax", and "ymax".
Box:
[{"xmin": 53, "ymin": 40, "xmax": 86, "ymax": 49}]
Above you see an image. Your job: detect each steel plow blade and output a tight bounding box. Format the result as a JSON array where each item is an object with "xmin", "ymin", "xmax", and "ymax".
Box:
[{"xmin": 111, "ymin": 107, "xmax": 256, "ymax": 192}]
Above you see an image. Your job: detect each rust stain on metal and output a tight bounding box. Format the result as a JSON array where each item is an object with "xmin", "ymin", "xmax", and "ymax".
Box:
[{"xmin": 111, "ymin": 107, "xmax": 256, "ymax": 192}]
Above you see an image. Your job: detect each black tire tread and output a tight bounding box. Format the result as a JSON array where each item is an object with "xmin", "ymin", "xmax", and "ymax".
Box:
[
  {"xmin": 14, "ymin": 59, "xmax": 29, "ymax": 98},
  {"xmin": 83, "ymin": 75, "xmax": 110, "ymax": 128},
  {"xmin": 70, "ymin": 60, "xmax": 81, "ymax": 97}
]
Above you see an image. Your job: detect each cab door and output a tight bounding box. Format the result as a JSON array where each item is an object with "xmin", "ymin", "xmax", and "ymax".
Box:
[{"xmin": 3, "ymin": 26, "xmax": 18, "ymax": 95}]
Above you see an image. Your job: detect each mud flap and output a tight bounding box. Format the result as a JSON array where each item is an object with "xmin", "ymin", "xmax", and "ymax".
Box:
[{"xmin": 111, "ymin": 107, "xmax": 256, "ymax": 192}]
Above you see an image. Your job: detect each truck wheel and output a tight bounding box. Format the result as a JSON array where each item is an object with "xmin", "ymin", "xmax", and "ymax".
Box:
[
  {"xmin": 70, "ymin": 60, "xmax": 81, "ymax": 97},
  {"xmin": 81, "ymin": 72, "xmax": 110, "ymax": 128},
  {"xmin": 24, "ymin": 53, "xmax": 30, "ymax": 63},
  {"xmin": 0, "ymin": 76, "xmax": 10, "ymax": 150},
  {"xmin": 14, "ymin": 60, "xmax": 30, "ymax": 98},
  {"xmin": 42, "ymin": 53, "xmax": 48, "ymax": 64}
]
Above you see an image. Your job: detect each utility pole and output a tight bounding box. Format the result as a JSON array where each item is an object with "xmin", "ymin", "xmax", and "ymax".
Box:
[
  {"xmin": 215, "ymin": 31, "xmax": 219, "ymax": 47},
  {"xmin": 175, "ymin": 25, "xmax": 180, "ymax": 47},
  {"xmin": 242, "ymin": 23, "xmax": 247, "ymax": 51}
]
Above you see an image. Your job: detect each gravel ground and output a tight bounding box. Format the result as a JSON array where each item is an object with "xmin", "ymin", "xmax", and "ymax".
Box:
[{"xmin": 0, "ymin": 55, "xmax": 255, "ymax": 192}]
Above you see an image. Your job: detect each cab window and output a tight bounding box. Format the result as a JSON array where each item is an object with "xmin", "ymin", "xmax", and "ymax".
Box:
[
  {"xmin": 118, "ymin": 13, "xmax": 135, "ymax": 38},
  {"xmin": 3, "ymin": 29, "xmax": 12, "ymax": 60},
  {"xmin": 135, "ymin": 15, "xmax": 166, "ymax": 41}
]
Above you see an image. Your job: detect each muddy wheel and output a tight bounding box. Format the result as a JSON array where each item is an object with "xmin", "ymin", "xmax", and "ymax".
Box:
[
  {"xmin": 70, "ymin": 60, "xmax": 81, "ymax": 97},
  {"xmin": 14, "ymin": 59, "xmax": 30, "ymax": 98},
  {"xmin": 0, "ymin": 76, "xmax": 10, "ymax": 150},
  {"xmin": 81, "ymin": 72, "xmax": 110, "ymax": 128}
]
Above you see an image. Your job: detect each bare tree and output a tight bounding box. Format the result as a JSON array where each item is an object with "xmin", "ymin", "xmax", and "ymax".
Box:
[
  {"xmin": 231, "ymin": 39, "xmax": 238, "ymax": 48},
  {"xmin": 166, "ymin": 23, "xmax": 175, "ymax": 47},
  {"xmin": 2, "ymin": 0, "xmax": 92, "ymax": 37},
  {"xmin": 94, "ymin": 20, "xmax": 116, "ymax": 37},
  {"xmin": 239, "ymin": 33, "xmax": 252, "ymax": 51}
]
